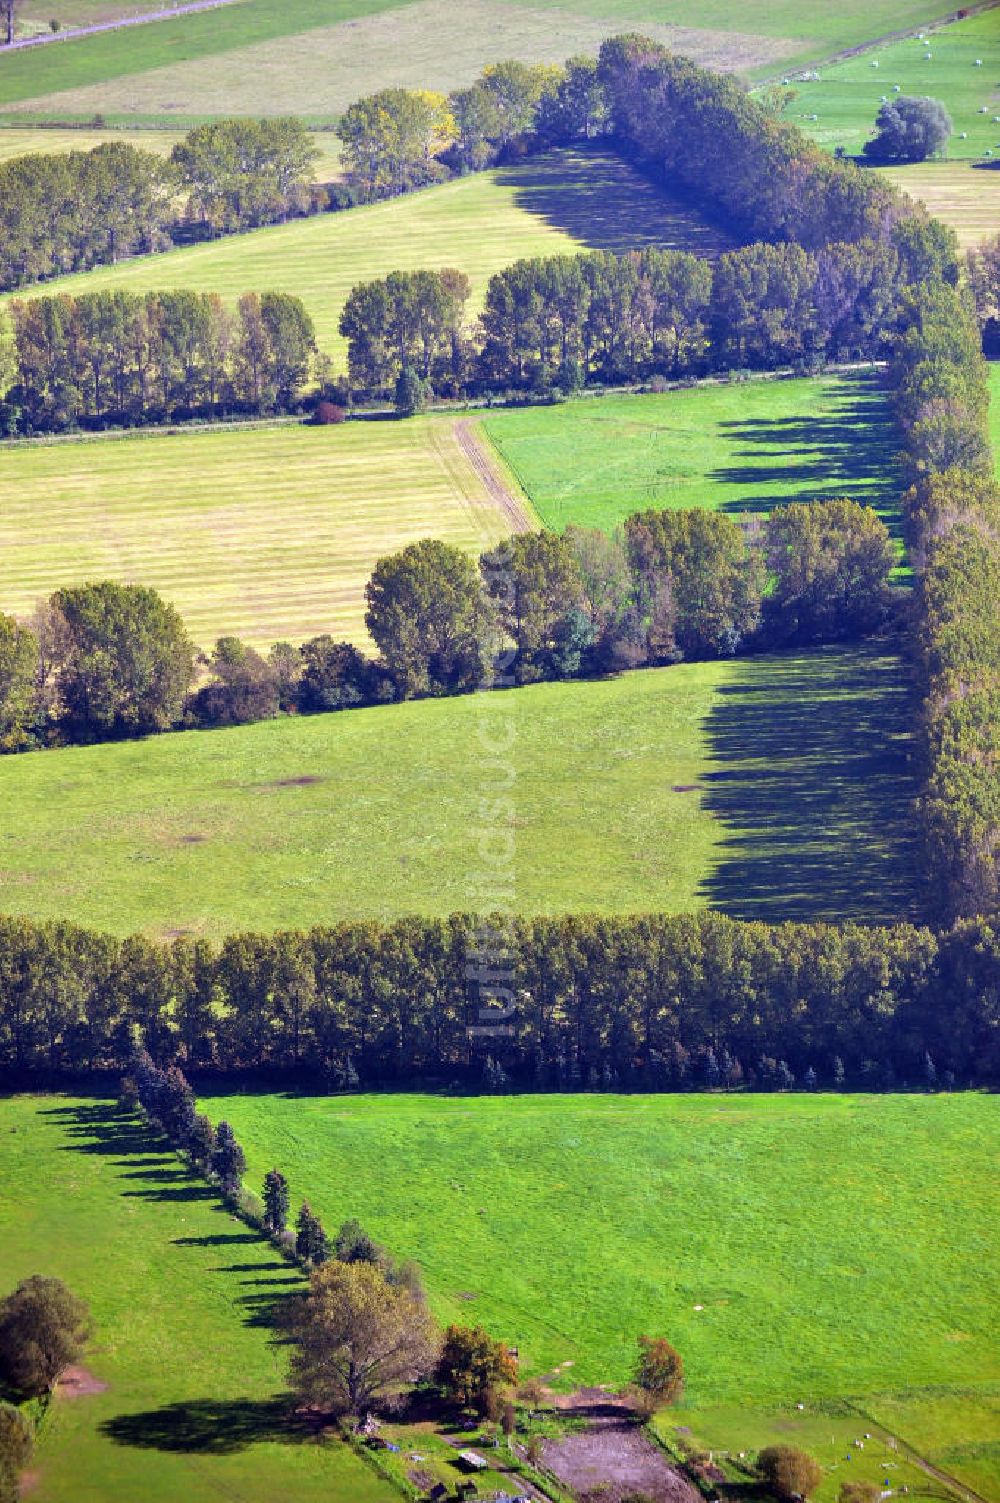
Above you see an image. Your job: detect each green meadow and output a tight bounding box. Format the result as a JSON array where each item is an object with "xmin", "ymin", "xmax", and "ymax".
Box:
[
  {"xmin": 205, "ymin": 1088, "xmax": 1000, "ymax": 1499},
  {"xmin": 0, "ymin": 644, "xmax": 919, "ymax": 940},
  {"xmin": 791, "ymin": 10, "xmax": 1000, "ymax": 159},
  {"xmin": 482, "ymin": 371, "xmax": 902, "ymax": 538},
  {"xmin": 1, "ymin": 146, "xmax": 723, "ymax": 356},
  {"xmin": 0, "ymin": 1093, "xmax": 396, "ymax": 1503},
  {"xmin": 0, "ymin": 0, "xmax": 959, "ymax": 122}
]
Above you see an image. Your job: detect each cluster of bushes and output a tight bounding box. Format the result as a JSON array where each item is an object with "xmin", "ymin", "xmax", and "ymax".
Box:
[
  {"xmin": 341, "ymin": 235, "xmax": 921, "ymax": 399},
  {"xmin": 0, "ymin": 119, "xmax": 323, "ymax": 293},
  {"xmin": 2, "ymin": 911, "xmax": 998, "ymax": 1088},
  {"xmin": 887, "ymin": 281, "xmax": 1000, "ymax": 921},
  {"xmin": 0, "ymin": 288, "xmax": 316, "ymax": 434},
  {"xmin": 0, "ymin": 498, "xmax": 896, "ymax": 751}
]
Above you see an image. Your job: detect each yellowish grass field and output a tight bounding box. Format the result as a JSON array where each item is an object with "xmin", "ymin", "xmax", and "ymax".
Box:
[
  {"xmin": 0, "ymin": 415, "xmax": 525, "ymax": 649},
  {"xmin": 877, "ymin": 161, "xmax": 1000, "ymax": 248},
  {"xmin": 4, "ymin": 147, "xmax": 724, "ymax": 356}
]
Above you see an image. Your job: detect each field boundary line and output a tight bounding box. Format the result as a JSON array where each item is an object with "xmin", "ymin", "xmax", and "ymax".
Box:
[
  {"xmin": 452, "ymin": 416, "xmax": 539, "ymax": 534},
  {"xmin": 844, "ymin": 1400, "xmax": 991, "ymax": 1503},
  {"xmin": 1, "ymin": 0, "xmax": 238, "ymax": 52}
]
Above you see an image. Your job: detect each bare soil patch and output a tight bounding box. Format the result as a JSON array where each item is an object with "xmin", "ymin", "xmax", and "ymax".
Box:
[
  {"xmin": 57, "ymin": 1365, "xmax": 108, "ymax": 1399},
  {"xmin": 543, "ymin": 1389, "xmax": 699, "ymax": 1503},
  {"xmin": 267, "ymin": 775, "xmax": 325, "ymax": 788}
]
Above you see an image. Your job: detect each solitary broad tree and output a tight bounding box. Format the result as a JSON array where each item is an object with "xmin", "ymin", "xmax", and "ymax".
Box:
[
  {"xmin": 287, "ymin": 1260, "xmax": 438, "ymax": 1415},
  {"xmin": 863, "ymin": 95, "xmax": 952, "ymax": 162},
  {"xmin": 0, "ymin": 1277, "xmax": 91, "ymax": 1398},
  {"xmin": 758, "ymin": 1445, "xmax": 824, "ymax": 1500}
]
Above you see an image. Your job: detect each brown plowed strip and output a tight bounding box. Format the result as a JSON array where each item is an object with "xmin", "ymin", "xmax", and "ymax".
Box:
[{"xmin": 454, "ymin": 417, "xmax": 537, "ymax": 534}]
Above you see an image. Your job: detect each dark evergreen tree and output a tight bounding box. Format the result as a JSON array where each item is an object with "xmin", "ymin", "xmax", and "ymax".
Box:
[{"xmin": 263, "ymin": 1169, "xmax": 290, "ymax": 1235}]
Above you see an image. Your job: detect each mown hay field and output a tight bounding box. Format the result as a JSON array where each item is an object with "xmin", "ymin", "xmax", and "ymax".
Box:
[
  {"xmin": 0, "ymin": 415, "xmax": 523, "ymax": 650},
  {"xmin": 0, "ymin": 0, "xmax": 960, "ymax": 122},
  {"xmin": 207, "ymin": 1088, "xmax": 1000, "ymax": 1502},
  {"xmin": 1, "ymin": 147, "xmax": 724, "ymax": 356},
  {"xmin": 0, "ymin": 644, "xmax": 919, "ymax": 940},
  {"xmin": 0, "ymin": 1093, "xmax": 397, "ymax": 1503},
  {"xmin": 877, "ymin": 159, "xmax": 1000, "ymax": 247}
]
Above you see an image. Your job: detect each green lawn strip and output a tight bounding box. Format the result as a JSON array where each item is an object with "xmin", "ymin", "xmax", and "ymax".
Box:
[
  {"xmin": 481, "ymin": 372, "xmax": 903, "ymax": 543},
  {"xmin": 0, "ymin": 0, "xmax": 406, "ymax": 109},
  {"xmin": 203, "ymin": 1091, "xmax": 1000, "ymax": 1420},
  {"xmin": 0, "ymin": 644, "xmax": 920, "ymax": 939},
  {"xmin": 0, "ymin": 1094, "xmax": 396, "ymax": 1503},
  {"xmin": 786, "ymin": 10, "xmax": 1000, "ymax": 159}
]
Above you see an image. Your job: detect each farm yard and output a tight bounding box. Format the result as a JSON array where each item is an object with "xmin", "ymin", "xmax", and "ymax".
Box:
[
  {"xmin": 203, "ymin": 1089, "xmax": 1000, "ymax": 1501},
  {"xmin": 0, "ymin": 0, "xmax": 965, "ymax": 122},
  {"xmin": 0, "ymin": 1093, "xmax": 397, "ymax": 1503},
  {"xmin": 0, "ymin": 643, "xmax": 920, "ymax": 939},
  {"xmin": 481, "ymin": 372, "xmax": 903, "ymax": 540},
  {"xmin": 0, "ymin": 146, "xmax": 723, "ymax": 356},
  {"xmin": 0, "ymin": 415, "xmax": 527, "ymax": 649}
]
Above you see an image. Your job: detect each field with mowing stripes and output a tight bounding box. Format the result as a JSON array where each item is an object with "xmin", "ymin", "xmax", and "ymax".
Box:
[
  {"xmin": 1, "ymin": 147, "xmax": 725, "ymax": 356},
  {"xmin": 0, "ymin": 1094, "xmax": 396, "ymax": 1503},
  {"xmin": 0, "ymin": 416, "xmax": 525, "ymax": 649},
  {"xmin": 792, "ymin": 10, "xmax": 1000, "ymax": 159},
  {"xmin": 205, "ymin": 1088, "xmax": 1000, "ymax": 1502},
  {"xmin": 0, "ymin": 0, "xmax": 961, "ymax": 122},
  {"xmin": 482, "ymin": 371, "xmax": 902, "ymax": 539},
  {"xmin": 878, "ymin": 160, "xmax": 1000, "ymax": 247},
  {"xmin": 0, "ymin": 643, "xmax": 919, "ymax": 939}
]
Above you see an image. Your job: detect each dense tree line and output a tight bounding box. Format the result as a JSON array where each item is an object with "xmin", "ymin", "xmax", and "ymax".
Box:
[
  {"xmin": 0, "ymin": 911, "xmax": 997, "ymax": 1088},
  {"xmin": 887, "ymin": 280, "xmax": 1000, "ymax": 921},
  {"xmin": 0, "ymin": 498, "xmax": 895, "ymax": 752},
  {"xmin": 0, "ymin": 119, "xmax": 320, "ymax": 294},
  {"xmin": 339, "ymin": 236, "xmax": 929, "ymax": 399},
  {"xmin": 1, "ymin": 288, "xmax": 316, "ymax": 432}
]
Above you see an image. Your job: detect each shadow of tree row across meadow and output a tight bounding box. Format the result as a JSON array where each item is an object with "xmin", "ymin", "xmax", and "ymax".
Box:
[
  {"xmin": 698, "ymin": 642, "xmax": 924, "ymax": 926},
  {"xmin": 39, "ymin": 1100, "xmax": 312, "ymax": 1455}
]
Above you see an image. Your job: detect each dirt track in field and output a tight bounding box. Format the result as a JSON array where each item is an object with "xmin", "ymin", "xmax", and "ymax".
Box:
[{"xmin": 454, "ymin": 417, "xmax": 536, "ymax": 534}]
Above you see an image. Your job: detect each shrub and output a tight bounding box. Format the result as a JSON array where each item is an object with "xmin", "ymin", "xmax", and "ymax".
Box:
[
  {"xmin": 0, "ymin": 1277, "xmax": 92, "ymax": 1398},
  {"xmin": 758, "ymin": 1444, "xmax": 823, "ymax": 1500},
  {"xmin": 312, "ymin": 400, "xmax": 347, "ymax": 425}
]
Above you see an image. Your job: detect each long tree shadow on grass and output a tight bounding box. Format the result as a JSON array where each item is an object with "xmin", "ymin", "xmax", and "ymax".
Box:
[
  {"xmin": 711, "ymin": 371, "xmax": 905, "ymax": 544},
  {"xmin": 54, "ymin": 1101, "xmax": 308, "ymax": 1334},
  {"xmin": 100, "ymin": 1396, "xmax": 316, "ymax": 1454},
  {"xmin": 496, "ymin": 145, "xmax": 735, "ymax": 257},
  {"xmin": 698, "ymin": 643, "xmax": 924, "ymax": 924}
]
